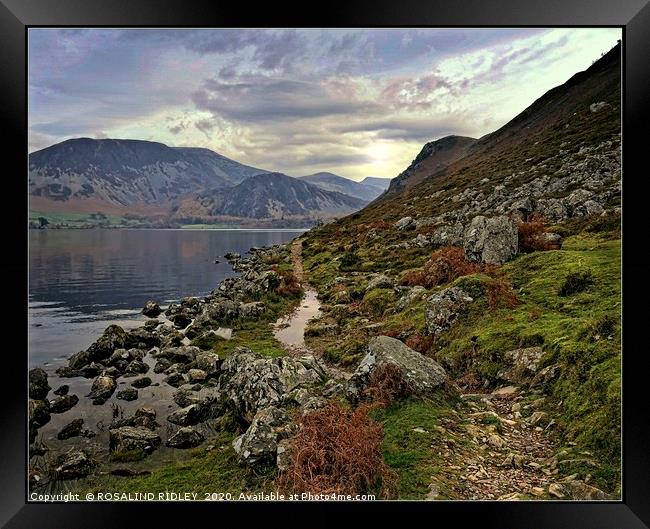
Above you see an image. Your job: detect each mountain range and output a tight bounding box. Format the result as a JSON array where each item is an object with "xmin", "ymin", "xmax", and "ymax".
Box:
[{"xmin": 28, "ymin": 138, "xmax": 391, "ymax": 225}]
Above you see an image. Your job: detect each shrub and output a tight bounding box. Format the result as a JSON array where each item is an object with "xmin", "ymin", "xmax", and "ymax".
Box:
[
  {"xmin": 400, "ymin": 246, "xmax": 481, "ymax": 288},
  {"xmin": 517, "ymin": 214, "xmax": 559, "ymax": 253},
  {"xmin": 405, "ymin": 334, "xmax": 435, "ymax": 354},
  {"xmin": 363, "ymin": 364, "xmax": 412, "ymax": 406},
  {"xmin": 340, "ymin": 252, "xmax": 360, "ymax": 270},
  {"xmin": 485, "ymin": 277, "xmax": 520, "ymax": 310},
  {"xmin": 361, "ymin": 288, "xmax": 396, "ymax": 318},
  {"xmin": 558, "ymin": 270, "xmax": 594, "ymax": 296},
  {"xmin": 278, "ymin": 402, "xmax": 395, "ymax": 498},
  {"xmin": 274, "ymin": 268, "xmax": 302, "ymax": 297}
]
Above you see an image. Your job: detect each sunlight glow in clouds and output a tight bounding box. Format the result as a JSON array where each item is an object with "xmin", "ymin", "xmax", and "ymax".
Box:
[{"xmin": 28, "ymin": 28, "xmax": 621, "ymax": 180}]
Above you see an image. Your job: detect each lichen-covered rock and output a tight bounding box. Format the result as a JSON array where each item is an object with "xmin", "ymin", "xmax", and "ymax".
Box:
[
  {"xmin": 366, "ymin": 274, "xmax": 394, "ymax": 291},
  {"xmin": 217, "ymin": 348, "xmax": 326, "ymax": 422},
  {"xmin": 395, "ymin": 216, "xmax": 415, "ymax": 230},
  {"xmin": 29, "ymin": 399, "xmax": 51, "ymax": 429},
  {"xmin": 109, "ymin": 426, "xmax": 161, "ymax": 455},
  {"xmin": 167, "ymin": 395, "xmax": 220, "ymax": 426},
  {"xmin": 142, "ymin": 300, "xmax": 162, "ymax": 317},
  {"xmin": 498, "ymin": 347, "xmax": 546, "ymax": 384},
  {"xmin": 154, "ymin": 346, "xmax": 199, "ymax": 364},
  {"xmin": 29, "ymin": 368, "xmax": 51, "ymax": 400},
  {"xmin": 424, "ymin": 287, "xmax": 473, "ymax": 336},
  {"xmin": 395, "ymin": 286, "xmax": 427, "ymax": 312},
  {"xmin": 166, "ymin": 427, "xmax": 205, "ymax": 449},
  {"xmin": 68, "ymin": 325, "xmax": 127, "ymax": 369},
  {"xmin": 116, "ymin": 388, "xmax": 139, "ymax": 401},
  {"xmin": 125, "ymin": 327, "xmax": 160, "ymax": 349},
  {"xmin": 57, "ymin": 418, "xmax": 84, "ymax": 440},
  {"xmin": 54, "ymin": 449, "xmax": 94, "ymax": 479},
  {"xmin": 131, "ymin": 376, "xmax": 152, "ymax": 388},
  {"xmin": 233, "ymin": 406, "xmax": 294, "ymax": 466},
  {"xmin": 49, "ymin": 394, "xmax": 79, "ymax": 414},
  {"xmin": 87, "ymin": 375, "xmax": 116, "ymax": 404},
  {"xmin": 240, "ymin": 302, "xmax": 266, "ymax": 319},
  {"xmin": 347, "ymin": 336, "xmax": 446, "ymax": 402},
  {"xmin": 463, "ymin": 215, "xmax": 518, "ymax": 265},
  {"xmin": 430, "ymin": 222, "xmax": 464, "ymax": 247},
  {"xmin": 110, "ymin": 406, "xmax": 158, "ymax": 431}
]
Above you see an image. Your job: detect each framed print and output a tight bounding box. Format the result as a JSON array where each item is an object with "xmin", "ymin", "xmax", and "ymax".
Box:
[{"xmin": 2, "ymin": 0, "xmax": 649, "ymax": 526}]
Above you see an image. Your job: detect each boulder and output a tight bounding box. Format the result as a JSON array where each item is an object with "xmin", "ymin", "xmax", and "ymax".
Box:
[
  {"xmin": 131, "ymin": 377, "xmax": 152, "ymax": 389},
  {"xmin": 29, "ymin": 368, "xmax": 51, "ymax": 400},
  {"xmin": 125, "ymin": 360, "xmax": 149, "ymax": 375},
  {"xmin": 217, "ymin": 348, "xmax": 326, "ymax": 422},
  {"xmin": 347, "ymin": 336, "xmax": 446, "ymax": 402},
  {"xmin": 68, "ymin": 325, "xmax": 127, "ymax": 368},
  {"xmin": 87, "ymin": 375, "xmax": 116, "ymax": 404},
  {"xmin": 424, "ymin": 287, "xmax": 473, "ymax": 336},
  {"xmin": 54, "ymin": 449, "xmax": 94, "ymax": 480},
  {"xmin": 109, "ymin": 426, "xmax": 161, "ymax": 455},
  {"xmin": 116, "ymin": 388, "xmax": 139, "ymax": 401},
  {"xmin": 163, "ymin": 373, "xmax": 184, "ymax": 388},
  {"xmin": 49, "ymin": 394, "xmax": 79, "ymax": 414},
  {"xmin": 187, "ymin": 369, "xmax": 207, "ymax": 383},
  {"xmin": 463, "ymin": 215, "xmax": 518, "ymax": 265},
  {"xmin": 53, "ymin": 384, "xmax": 69, "ymax": 396},
  {"xmin": 430, "ymin": 222, "xmax": 464, "ymax": 247},
  {"xmin": 169, "ymin": 311, "xmax": 193, "ymax": 329},
  {"xmin": 192, "ymin": 352, "xmax": 221, "ymax": 377},
  {"xmin": 142, "ymin": 300, "xmax": 162, "ymax": 318},
  {"xmin": 29, "ymin": 399, "xmax": 51, "ymax": 429},
  {"xmin": 57, "ymin": 418, "xmax": 84, "ymax": 440},
  {"xmin": 154, "ymin": 346, "xmax": 199, "ymax": 364},
  {"xmin": 125, "ymin": 328, "xmax": 160, "ymax": 349},
  {"xmin": 498, "ymin": 347, "xmax": 546, "ymax": 384},
  {"xmin": 395, "ymin": 216, "xmax": 415, "ymax": 230},
  {"xmin": 395, "ymin": 286, "xmax": 427, "ymax": 312},
  {"xmin": 239, "ymin": 302, "xmax": 266, "ymax": 319},
  {"xmin": 167, "ymin": 404, "xmax": 205, "ymax": 426},
  {"xmin": 166, "ymin": 427, "xmax": 205, "ymax": 449},
  {"xmin": 233, "ymin": 406, "xmax": 293, "ymax": 466},
  {"xmin": 110, "ymin": 406, "xmax": 158, "ymax": 431},
  {"xmin": 535, "ymin": 198, "xmax": 569, "ymax": 222},
  {"xmin": 366, "ymin": 274, "xmax": 394, "ymax": 291}
]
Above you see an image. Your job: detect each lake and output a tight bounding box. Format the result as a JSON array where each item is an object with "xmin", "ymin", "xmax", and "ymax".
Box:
[{"xmin": 29, "ymin": 229, "xmax": 304, "ymax": 368}]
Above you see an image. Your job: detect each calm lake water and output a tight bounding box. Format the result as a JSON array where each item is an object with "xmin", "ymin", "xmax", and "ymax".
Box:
[{"xmin": 28, "ymin": 229, "xmax": 303, "ymax": 368}]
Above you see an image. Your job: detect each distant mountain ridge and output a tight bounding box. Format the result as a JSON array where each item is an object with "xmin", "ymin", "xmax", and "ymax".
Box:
[
  {"xmin": 29, "ymin": 138, "xmax": 268, "ymax": 207},
  {"xmin": 174, "ymin": 172, "xmax": 367, "ymax": 221},
  {"xmin": 298, "ymin": 172, "xmax": 387, "ymax": 202}
]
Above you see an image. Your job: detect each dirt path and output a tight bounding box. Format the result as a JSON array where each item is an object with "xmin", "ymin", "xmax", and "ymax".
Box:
[
  {"xmin": 428, "ymin": 388, "xmax": 556, "ymax": 500},
  {"xmin": 274, "ymin": 238, "xmax": 350, "ymax": 380}
]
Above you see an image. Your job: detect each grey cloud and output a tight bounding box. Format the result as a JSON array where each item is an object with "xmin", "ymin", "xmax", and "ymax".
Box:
[{"xmin": 193, "ymin": 76, "xmax": 380, "ymax": 122}]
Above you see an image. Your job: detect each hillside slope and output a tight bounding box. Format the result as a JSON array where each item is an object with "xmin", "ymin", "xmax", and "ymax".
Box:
[{"xmin": 299, "ymin": 43, "xmax": 621, "ymax": 498}]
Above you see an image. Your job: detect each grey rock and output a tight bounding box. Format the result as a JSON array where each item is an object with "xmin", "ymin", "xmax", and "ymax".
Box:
[
  {"xmin": 29, "ymin": 368, "xmax": 51, "ymax": 400},
  {"xmin": 425, "ymin": 287, "xmax": 473, "ymax": 336},
  {"xmin": 498, "ymin": 347, "xmax": 546, "ymax": 384},
  {"xmin": 142, "ymin": 300, "xmax": 162, "ymax": 317},
  {"xmin": 87, "ymin": 375, "xmax": 116, "ymax": 403},
  {"xmin": 395, "ymin": 216, "xmax": 415, "ymax": 230},
  {"xmin": 116, "ymin": 388, "xmax": 139, "ymax": 401},
  {"xmin": 53, "ymin": 384, "xmax": 69, "ymax": 396},
  {"xmin": 166, "ymin": 427, "xmax": 205, "ymax": 449},
  {"xmin": 131, "ymin": 376, "xmax": 152, "ymax": 389},
  {"xmin": 54, "ymin": 449, "xmax": 94, "ymax": 479},
  {"xmin": 347, "ymin": 336, "xmax": 446, "ymax": 402},
  {"xmin": 366, "ymin": 274, "xmax": 394, "ymax": 291},
  {"xmin": 217, "ymin": 348, "xmax": 325, "ymax": 422},
  {"xmin": 463, "ymin": 215, "xmax": 518, "ymax": 264},
  {"xmin": 57, "ymin": 418, "xmax": 84, "ymax": 440},
  {"xmin": 49, "ymin": 394, "xmax": 79, "ymax": 414},
  {"xmin": 233, "ymin": 406, "xmax": 291, "ymax": 466},
  {"xmin": 109, "ymin": 426, "xmax": 161, "ymax": 455}
]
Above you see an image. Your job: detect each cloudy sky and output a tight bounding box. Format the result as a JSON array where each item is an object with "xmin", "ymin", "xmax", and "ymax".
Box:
[{"xmin": 28, "ymin": 28, "xmax": 621, "ymax": 180}]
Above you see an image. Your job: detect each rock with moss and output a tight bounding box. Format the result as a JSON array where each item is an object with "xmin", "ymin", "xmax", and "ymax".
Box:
[
  {"xmin": 424, "ymin": 287, "xmax": 474, "ymax": 336},
  {"xmin": 29, "ymin": 368, "xmax": 51, "ymax": 400},
  {"xmin": 346, "ymin": 336, "xmax": 446, "ymax": 402},
  {"xmin": 109, "ymin": 426, "xmax": 161, "ymax": 455},
  {"xmin": 497, "ymin": 347, "xmax": 546, "ymax": 384},
  {"xmin": 166, "ymin": 427, "xmax": 205, "ymax": 449},
  {"xmin": 68, "ymin": 325, "xmax": 127, "ymax": 369},
  {"xmin": 49, "ymin": 394, "xmax": 79, "ymax": 414},
  {"xmin": 87, "ymin": 375, "xmax": 116, "ymax": 404},
  {"xmin": 217, "ymin": 348, "xmax": 326, "ymax": 422},
  {"xmin": 463, "ymin": 215, "xmax": 518, "ymax": 265},
  {"xmin": 57, "ymin": 418, "xmax": 84, "ymax": 440},
  {"xmin": 233, "ymin": 406, "xmax": 296, "ymax": 466},
  {"xmin": 142, "ymin": 300, "xmax": 162, "ymax": 317},
  {"xmin": 54, "ymin": 449, "xmax": 94, "ymax": 480}
]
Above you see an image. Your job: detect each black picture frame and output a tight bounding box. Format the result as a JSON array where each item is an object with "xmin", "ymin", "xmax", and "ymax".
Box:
[{"xmin": 4, "ymin": 0, "xmax": 648, "ymax": 526}]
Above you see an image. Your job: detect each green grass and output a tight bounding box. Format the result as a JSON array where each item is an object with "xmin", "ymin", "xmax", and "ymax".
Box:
[
  {"xmin": 77, "ymin": 432, "xmax": 274, "ymax": 496},
  {"xmin": 371, "ymin": 393, "xmax": 467, "ymax": 499}
]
